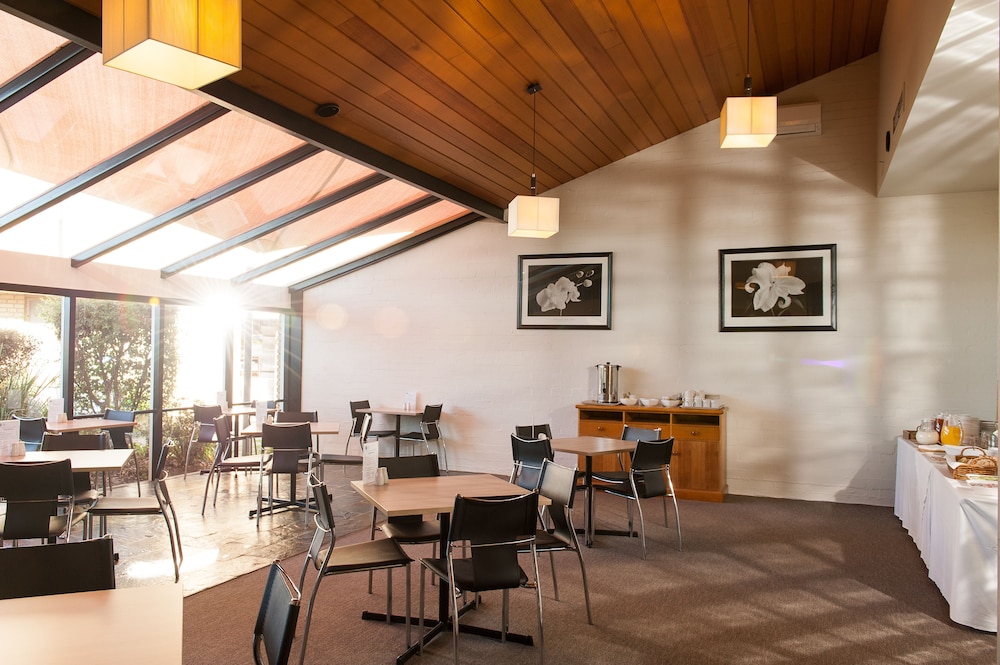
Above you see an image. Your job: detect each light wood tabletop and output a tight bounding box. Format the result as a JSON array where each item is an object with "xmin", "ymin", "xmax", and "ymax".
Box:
[
  {"xmin": 0, "ymin": 448, "xmax": 134, "ymax": 473},
  {"xmin": 0, "ymin": 583, "xmax": 183, "ymax": 664},
  {"xmin": 550, "ymin": 435, "xmax": 634, "ymax": 456},
  {"xmin": 44, "ymin": 418, "xmax": 135, "ymax": 434},
  {"xmin": 351, "ymin": 473, "xmax": 545, "ymax": 517}
]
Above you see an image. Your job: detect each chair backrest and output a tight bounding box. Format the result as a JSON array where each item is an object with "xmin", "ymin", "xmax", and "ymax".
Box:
[
  {"xmin": 448, "ymin": 492, "xmax": 539, "ymax": 592},
  {"xmin": 275, "ymin": 411, "xmax": 318, "ymax": 423},
  {"xmin": 41, "ymin": 433, "xmax": 101, "ymax": 494},
  {"xmin": 622, "ymin": 424, "xmax": 661, "ymax": 442},
  {"xmin": 348, "ymin": 400, "xmax": 371, "ymax": 435},
  {"xmin": 0, "ymin": 536, "xmax": 116, "ymax": 600},
  {"xmin": 262, "ymin": 422, "xmax": 312, "ymax": 474},
  {"xmin": 211, "ymin": 415, "xmax": 236, "ymax": 465},
  {"xmin": 42, "ymin": 432, "xmax": 104, "ymax": 451},
  {"xmin": 381, "ymin": 454, "xmax": 439, "ymax": 479},
  {"xmin": 510, "ymin": 434, "xmax": 553, "ymax": 490},
  {"xmin": 537, "ymin": 460, "xmax": 581, "ymax": 546},
  {"xmin": 358, "ymin": 413, "xmax": 373, "ymax": 442},
  {"xmin": 193, "ymin": 404, "xmax": 224, "ymax": 425},
  {"xmin": 0, "ymin": 459, "xmax": 75, "ymax": 540},
  {"xmin": 305, "ymin": 475, "xmax": 340, "ymax": 573},
  {"xmin": 14, "ymin": 416, "xmax": 46, "ymax": 445},
  {"xmin": 421, "ymin": 403, "xmax": 443, "ymax": 423},
  {"xmin": 629, "ymin": 438, "xmax": 675, "ymax": 498},
  {"xmin": 514, "ymin": 424, "xmax": 553, "ymax": 440},
  {"xmin": 253, "ymin": 561, "xmax": 301, "ymax": 665},
  {"xmin": 103, "ymin": 409, "xmax": 135, "ymax": 450}
]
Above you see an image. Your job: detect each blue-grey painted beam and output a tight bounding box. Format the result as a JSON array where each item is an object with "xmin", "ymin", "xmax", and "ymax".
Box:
[
  {"xmin": 290, "ymin": 213, "xmax": 482, "ymax": 292},
  {"xmin": 0, "ymin": 104, "xmax": 228, "ymax": 235},
  {"xmin": 231, "ymin": 195, "xmax": 440, "ymax": 285},
  {"xmin": 0, "ymin": 42, "xmax": 90, "ymax": 113},
  {"xmin": 159, "ymin": 172, "xmax": 390, "ymax": 278},
  {"xmin": 71, "ymin": 144, "xmax": 321, "ymax": 267}
]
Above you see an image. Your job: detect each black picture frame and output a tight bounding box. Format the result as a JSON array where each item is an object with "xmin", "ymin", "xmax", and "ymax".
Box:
[
  {"xmin": 719, "ymin": 244, "xmax": 837, "ymax": 332},
  {"xmin": 517, "ymin": 252, "xmax": 612, "ymax": 329}
]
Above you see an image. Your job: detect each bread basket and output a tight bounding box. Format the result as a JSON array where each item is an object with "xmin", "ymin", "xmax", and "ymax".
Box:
[{"xmin": 951, "ymin": 447, "xmax": 998, "ymax": 480}]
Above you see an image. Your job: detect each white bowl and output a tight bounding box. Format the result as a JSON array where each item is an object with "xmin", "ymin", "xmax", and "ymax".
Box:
[
  {"xmin": 661, "ymin": 399, "xmax": 681, "ymax": 408},
  {"xmin": 620, "ymin": 397, "xmax": 638, "ymax": 406},
  {"xmin": 639, "ymin": 398, "xmax": 659, "ymax": 407}
]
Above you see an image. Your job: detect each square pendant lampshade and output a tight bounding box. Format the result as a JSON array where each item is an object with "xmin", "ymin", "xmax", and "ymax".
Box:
[
  {"xmin": 103, "ymin": 0, "xmax": 242, "ymax": 90},
  {"xmin": 507, "ymin": 195, "xmax": 559, "ymax": 238},
  {"xmin": 720, "ymin": 95, "xmax": 777, "ymax": 148}
]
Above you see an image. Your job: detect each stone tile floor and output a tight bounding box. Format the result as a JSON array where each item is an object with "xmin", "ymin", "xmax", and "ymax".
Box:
[{"xmin": 104, "ymin": 464, "xmax": 375, "ymax": 596}]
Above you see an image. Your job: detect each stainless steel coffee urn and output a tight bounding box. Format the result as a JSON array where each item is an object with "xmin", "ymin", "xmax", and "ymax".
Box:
[{"xmin": 595, "ymin": 362, "xmax": 620, "ymax": 404}]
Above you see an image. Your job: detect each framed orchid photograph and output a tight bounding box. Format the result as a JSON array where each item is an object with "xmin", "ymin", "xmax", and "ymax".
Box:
[
  {"xmin": 518, "ymin": 252, "xmax": 612, "ymax": 329},
  {"xmin": 719, "ymin": 244, "xmax": 836, "ymax": 332}
]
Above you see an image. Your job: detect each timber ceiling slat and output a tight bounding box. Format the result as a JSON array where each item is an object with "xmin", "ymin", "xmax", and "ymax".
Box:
[
  {"xmin": 813, "ymin": 0, "xmax": 836, "ymax": 75},
  {"xmin": 422, "ymin": 0, "xmax": 615, "ymax": 177},
  {"xmin": 794, "ymin": 0, "xmax": 817, "ymax": 83},
  {"xmin": 656, "ymin": 0, "xmax": 720, "ymax": 122}
]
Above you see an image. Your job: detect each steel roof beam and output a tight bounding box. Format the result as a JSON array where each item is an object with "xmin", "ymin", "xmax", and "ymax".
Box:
[
  {"xmin": 231, "ymin": 195, "xmax": 440, "ymax": 285},
  {"xmin": 71, "ymin": 144, "xmax": 321, "ymax": 267},
  {"xmin": 159, "ymin": 172, "xmax": 389, "ymax": 278},
  {"xmin": 0, "ymin": 104, "xmax": 227, "ymax": 236},
  {"xmin": 0, "ymin": 42, "xmax": 90, "ymax": 113}
]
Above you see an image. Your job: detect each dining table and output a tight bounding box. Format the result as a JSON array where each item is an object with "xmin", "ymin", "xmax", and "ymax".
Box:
[
  {"xmin": 356, "ymin": 406, "xmax": 421, "ymax": 456},
  {"xmin": 351, "ymin": 473, "xmax": 548, "ymax": 664},
  {"xmin": 894, "ymin": 436, "xmax": 997, "ymax": 632},
  {"xmin": 0, "ymin": 583, "xmax": 183, "ymax": 664},
  {"xmin": 549, "ymin": 435, "xmax": 638, "ymax": 547},
  {"xmin": 0, "ymin": 448, "xmax": 135, "ymax": 474},
  {"xmin": 43, "ymin": 417, "xmax": 136, "ymax": 434}
]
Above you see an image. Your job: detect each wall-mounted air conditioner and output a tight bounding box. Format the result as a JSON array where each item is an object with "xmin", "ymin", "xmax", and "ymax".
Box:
[{"xmin": 776, "ymin": 102, "xmax": 822, "ymax": 138}]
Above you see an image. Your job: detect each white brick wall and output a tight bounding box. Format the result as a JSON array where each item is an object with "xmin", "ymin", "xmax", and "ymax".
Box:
[{"xmin": 302, "ymin": 55, "xmax": 998, "ymax": 506}]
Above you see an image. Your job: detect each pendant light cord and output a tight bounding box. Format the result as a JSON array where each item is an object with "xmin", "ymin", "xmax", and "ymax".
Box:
[
  {"xmin": 743, "ymin": 0, "xmax": 752, "ymax": 95},
  {"xmin": 527, "ymin": 83, "xmax": 542, "ymax": 196}
]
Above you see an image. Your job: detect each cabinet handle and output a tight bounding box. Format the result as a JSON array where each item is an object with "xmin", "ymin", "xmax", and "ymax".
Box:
[
  {"xmin": 596, "ymin": 426, "xmax": 604, "ymax": 431},
  {"xmin": 690, "ymin": 430, "xmax": 699, "ymax": 435}
]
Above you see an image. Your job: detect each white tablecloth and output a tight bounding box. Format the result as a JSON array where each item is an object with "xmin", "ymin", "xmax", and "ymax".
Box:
[{"xmin": 894, "ymin": 437, "xmax": 998, "ymax": 631}]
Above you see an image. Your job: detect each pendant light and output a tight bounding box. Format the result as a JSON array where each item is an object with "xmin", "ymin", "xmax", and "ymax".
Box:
[
  {"xmin": 720, "ymin": 1, "xmax": 776, "ymax": 148},
  {"xmin": 103, "ymin": 0, "xmax": 242, "ymax": 90},
  {"xmin": 508, "ymin": 83, "xmax": 559, "ymax": 238}
]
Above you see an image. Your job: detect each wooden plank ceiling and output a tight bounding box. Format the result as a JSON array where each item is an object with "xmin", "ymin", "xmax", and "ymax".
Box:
[{"xmin": 66, "ymin": 0, "xmax": 887, "ymax": 219}]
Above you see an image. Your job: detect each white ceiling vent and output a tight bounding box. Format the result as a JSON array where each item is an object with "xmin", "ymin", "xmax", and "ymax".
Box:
[{"xmin": 776, "ymin": 102, "xmax": 822, "ymax": 138}]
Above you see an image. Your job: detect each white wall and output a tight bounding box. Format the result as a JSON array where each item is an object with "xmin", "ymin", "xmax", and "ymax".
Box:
[{"xmin": 302, "ymin": 55, "xmax": 998, "ymax": 506}]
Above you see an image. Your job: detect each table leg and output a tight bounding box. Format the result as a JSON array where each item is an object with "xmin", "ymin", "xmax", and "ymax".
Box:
[
  {"xmin": 394, "ymin": 415, "xmax": 402, "ymax": 457},
  {"xmin": 585, "ymin": 456, "xmax": 594, "ymax": 547}
]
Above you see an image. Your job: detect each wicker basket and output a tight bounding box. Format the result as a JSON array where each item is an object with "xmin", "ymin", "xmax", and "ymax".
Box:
[{"xmin": 952, "ymin": 447, "xmax": 998, "ymax": 480}]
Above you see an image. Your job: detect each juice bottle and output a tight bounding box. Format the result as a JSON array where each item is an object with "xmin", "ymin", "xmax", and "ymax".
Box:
[{"xmin": 940, "ymin": 415, "xmax": 964, "ymax": 445}]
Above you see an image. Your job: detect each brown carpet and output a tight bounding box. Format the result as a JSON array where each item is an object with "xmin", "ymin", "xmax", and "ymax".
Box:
[{"xmin": 183, "ymin": 494, "xmax": 996, "ymax": 664}]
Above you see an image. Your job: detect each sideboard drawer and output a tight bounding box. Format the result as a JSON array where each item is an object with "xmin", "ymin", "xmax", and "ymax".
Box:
[
  {"xmin": 579, "ymin": 419, "xmax": 623, "ymax": 437},
  {"xmin": 671, "ymin": 425, "xmax": 720, "ymax": 442}
]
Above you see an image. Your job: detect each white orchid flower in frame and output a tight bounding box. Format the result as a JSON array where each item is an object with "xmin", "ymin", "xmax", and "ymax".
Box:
[
  {"xmin": 536, "ymin": 276, "xmax": 581, "ymax": 313},
  {"xmin": 744, "ymin": 262, "xmax": 806, "ymax": 313}
]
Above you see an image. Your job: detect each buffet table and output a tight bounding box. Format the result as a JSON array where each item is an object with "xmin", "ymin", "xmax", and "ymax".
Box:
[{"xmin": 894, "ymin": 436, "xmax": 997, "ymax": 632}]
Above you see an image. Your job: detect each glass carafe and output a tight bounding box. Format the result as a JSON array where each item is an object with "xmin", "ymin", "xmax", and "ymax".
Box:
[
  {"xmin": 940, "ymin": 414, "xmax": 964, "ymax": 446},
  {"xmin": 915, "ymin": 418, "xmax": 939, "ymax": 444}
]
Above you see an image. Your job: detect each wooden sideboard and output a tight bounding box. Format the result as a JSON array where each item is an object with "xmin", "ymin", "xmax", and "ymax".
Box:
[{"xmin": 576, "ymin": 403, "xmax": 727, "ymax": 502}]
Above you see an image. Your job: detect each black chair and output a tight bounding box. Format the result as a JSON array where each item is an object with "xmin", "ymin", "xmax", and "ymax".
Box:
[
  {"xmin": 593, "ymin": 437, "xmax": 681, "ymax": 557},
  {"xmin": 509, "ymin": 434, "xmax": 553, "ymax": 491},
  {"xmin": 103, "ymin": 408, "xmax": 141, "ymax": 495},
  {"xmin": 347, "ymin": 400, "xmax": 394, "ymax": 447},
  {"xmin": 418, "ymin": 492, "xmax": 543, "ymax": 665},
  {"xmin": 398, "ymin": 404, "xmax": 447, "ymax": 471},
  {"xmin": 530, "ymin": 460, "xmax": 592, "ymax": 624},
  {"xmin": 0, "ymin": 458, "xmax": 84, "ymax": 545},
  {"xmin": 616, "ymin": 424, "xmax": 662, "ymax": 470},
  {"xmin": 275, "ymin": 411, "xmax": 318, "ymax": 423},
  {"xmin": 87, "ymin": 441, "xmax": 184, "ymax": 582},
  {"xmin": 202, "ymin": 415, "xmax": 264, "ymax": 515},
  {"xmin": 185, "ymin": 404, "xmax": 224, "ymax": 477},
  {"xmin": 254, "ymin": 560, "xmax": 301, "ymax": 665},
  {"xmin": 13, "ymin": 415, "xmax": 46, "ymax": 452},
  {"xmin": 515, "ymin": 424, "xmax": 553, "ymax": 440},
  {"xmin": 0, "ymin": 535, "xmax": 116, "ymax": 599},
  {"xmin": 256, "ymin": 422, "xmax": 316, "ymax": 526},
  {"xmin": 298, "ymin": 475, "xmax": 412, "ymax": 665},
  {"xmin": 368, "ymin": 454, "xmax": 441, "ymax": 592},
  {"xmin": 40, "ymin": 432, "xmax": 102, "ymax": 506}
]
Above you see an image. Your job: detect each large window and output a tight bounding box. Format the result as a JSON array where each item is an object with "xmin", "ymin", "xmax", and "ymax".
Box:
[{"xmin": 0, "ymin": 290, "xmax": 61, "ymax": 419}]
